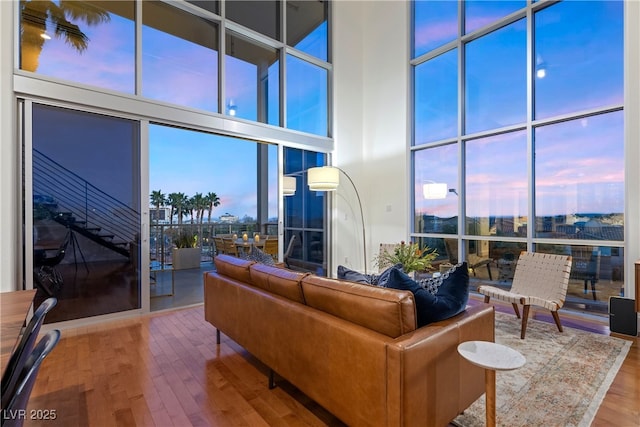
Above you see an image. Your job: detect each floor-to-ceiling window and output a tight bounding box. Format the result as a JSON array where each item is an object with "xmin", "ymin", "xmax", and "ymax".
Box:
[
  {"xmin": 411, "ymin": 0, "xmax": 624, "ymax": 315},
  {"xmin": 284, "ymin": 148, "xmax": 328, "ymax": 276},
  {"xmin": 17, "ymin": 0, "xmax": 332, "ymax": 322}
]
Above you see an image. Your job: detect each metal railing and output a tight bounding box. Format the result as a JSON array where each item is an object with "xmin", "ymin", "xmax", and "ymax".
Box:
[{"xmin": 150, "ymin": 222, "xmax": 278, "ymax": 269}]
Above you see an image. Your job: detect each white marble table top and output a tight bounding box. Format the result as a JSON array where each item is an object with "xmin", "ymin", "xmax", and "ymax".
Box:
[{"xmin": 457, "ymin": 341, "xmax": 526, "ymax": 371}]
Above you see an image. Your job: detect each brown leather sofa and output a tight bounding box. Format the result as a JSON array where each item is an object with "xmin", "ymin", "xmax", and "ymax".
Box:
[{"xmin": 204, "ymin": 255, "xmax": 495, "ymax": 427}]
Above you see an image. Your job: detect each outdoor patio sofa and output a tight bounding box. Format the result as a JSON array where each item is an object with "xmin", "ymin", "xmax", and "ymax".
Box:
[{"xmin": 204, "ymin": 254, "xmax": 495, "ymax": 427}]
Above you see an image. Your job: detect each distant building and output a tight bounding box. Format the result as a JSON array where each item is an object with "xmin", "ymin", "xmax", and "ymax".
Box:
[
  {"xmin": 219, "ymin": 213, "xmax": 239, "ymax": 223},
  {"xmin": 150, "ymin": 207, "xmax": 171, "ymax": 223}
]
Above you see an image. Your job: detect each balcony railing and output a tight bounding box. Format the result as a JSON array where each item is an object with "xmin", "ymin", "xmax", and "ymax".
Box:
[{"xmin": 150, "ymin": 222, "xmax": 278, "ymax": 269}]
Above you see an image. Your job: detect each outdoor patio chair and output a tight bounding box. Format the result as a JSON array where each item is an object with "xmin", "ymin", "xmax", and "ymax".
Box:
[
  {"xmin": 444, "ymin": 238, "xmax": 494, "ymax": 280},
  {"xmin": 262, "ymin": 238, "xmax": 278, "ymax": 261},
  {"xmin": 283, "ymin": 235, "xmax": 297, "ymax": 268},
  {"xmin": 221, "ymin": 237, "xmax": 239, "ymax": 257},
  {"xmin": 571, "ymin": 246, "xmax": 601, "ymax": 300},
  {"xmin": 477, "ymin": 251, "xmax": 572, "ymax": 339},
  {"xmin": 212, "ymin": 236, "xmax": 225, "ymax": 256}
]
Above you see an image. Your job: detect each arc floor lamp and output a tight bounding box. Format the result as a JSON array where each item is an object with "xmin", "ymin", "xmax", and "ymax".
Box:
[{"xmin": 307, "ymin": 166, "xmax": 367, "ymax": 274}]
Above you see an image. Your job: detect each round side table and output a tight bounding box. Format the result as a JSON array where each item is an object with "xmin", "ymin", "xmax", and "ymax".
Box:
[{"xmin": 457, "ymin": 341, "xmax": 525, "ymax": 427}]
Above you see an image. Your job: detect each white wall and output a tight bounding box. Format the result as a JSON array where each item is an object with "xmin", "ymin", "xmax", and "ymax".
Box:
[
  {"xmin": 0, "ymin": 2, "xmax": 18, "ymax": 292},
  {"xmin": 332, "ymin": 0, "xmax": 409, "ymax": 275}
]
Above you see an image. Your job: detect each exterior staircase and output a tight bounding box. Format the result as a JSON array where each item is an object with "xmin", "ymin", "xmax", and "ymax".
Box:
[{"xmin": 33, "ymin": 149, "xmax": 139, "ymax": 260}]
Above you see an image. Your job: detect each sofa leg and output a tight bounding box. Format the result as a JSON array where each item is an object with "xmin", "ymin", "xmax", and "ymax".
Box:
[
  {"xmin": 268, "ymin": 369, "xmax": 276, "ymax": 389},
  {"xmin": 216, "ymin": 329, "xmax": 221, "ymax": 345}
]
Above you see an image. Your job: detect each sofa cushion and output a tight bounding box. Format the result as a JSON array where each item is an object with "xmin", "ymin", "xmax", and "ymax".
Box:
[
  {"xmin": 214, "ymin": 254, "xmax": 254, "ymax": 284},
  {"xmin": 301, "ymin": 275, "xmax": 417, "ymax": 338},
  {"xmin": 249, "ymin": 263, "xmax": 307, "ymax": 303},
  {"xmin": 386, "ymin": 262, "xmax": 469, "ymax": 327}
]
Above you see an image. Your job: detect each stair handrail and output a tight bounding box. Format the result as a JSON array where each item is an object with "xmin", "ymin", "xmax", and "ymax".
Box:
[{"xmin": 33, "ymin": 149, "xmax": 139, "ymax": 249}]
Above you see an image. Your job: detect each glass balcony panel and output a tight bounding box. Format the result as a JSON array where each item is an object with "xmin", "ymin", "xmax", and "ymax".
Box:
[
  {"xmin": 534, "ymin": 112, "xmax": 624, "ymax": 241},
  {"xmin": 142, "ymin": 1, "xmax": 219, "ymax": 112},
  {"xmin": 464, "ymin": 19, "xmax": 526, "ymax": 135},
  {"xmin": 414, "ymin": 144, "xmax": 458, "ymax": 234},
  {"xmin": 534, "ymin": 1, "xmax": 623, "ymax": 119},
  {"xmin": 20, "ymin": 0, "xmax": 135, "ymax": 93},
  {"xmin": 414, "ymin": 49, "xmax": 458, "ymax": 145},
  {"xmin": 465, "ymin": 131, "xmax": 528, "ymax": 237}
]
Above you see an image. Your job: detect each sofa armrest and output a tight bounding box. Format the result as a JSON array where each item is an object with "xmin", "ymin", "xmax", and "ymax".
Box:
[{"xmin": 385, "ymin": 304, "xmax": 495, "ymax": 427}]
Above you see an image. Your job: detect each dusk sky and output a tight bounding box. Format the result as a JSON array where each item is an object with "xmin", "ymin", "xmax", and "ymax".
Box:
[{"xmin": 29, "ymin": 1, "xmax": 623, "ymax": 221}]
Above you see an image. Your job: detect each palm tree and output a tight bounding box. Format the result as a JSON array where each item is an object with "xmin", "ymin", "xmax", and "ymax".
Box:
[
  {"xmin": 191, "ymin": 193, "xmax": 208, "ymax": 246},
  {"xmin": 173, "ymin": 192, "xmax": 189, "ymax": 225},
  {"xmin": 150, "ymin": 190, "xmax": 166, "ymax": 226},
  {"xmin": 20, "ymin": 0, "xmax": 111, "ymax": 72},
  {"xmin": 166, "ymin": 192, "xmax": 181, "ymax": 226},
  {"xmin": 205, "ymin": 192, "xmax": 221, "ymax": 224},
  {"xmin": 191, "ymin": 193, "xmax": 207, "ymax": 225}
]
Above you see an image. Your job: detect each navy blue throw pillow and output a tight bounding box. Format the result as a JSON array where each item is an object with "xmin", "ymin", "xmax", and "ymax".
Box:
[
  {"xmin": 337, "ymin": 263, "xmax": 403, "ymax": 286},
  {"xmin": 337, "ymin": 265, "xmax": 373, "ymax": 284},
  {"xmin": 373, "ymin": 263, "xmax": 403, "ymax": 287},
  {"xmin": 386, "ymin": 263, "xmax": 469, "ymax": 327}
]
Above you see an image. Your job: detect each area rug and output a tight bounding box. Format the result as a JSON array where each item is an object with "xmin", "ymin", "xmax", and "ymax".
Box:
[{"xmin": 453, "ymin": 312, "xmax": 632, "ymax": 427}]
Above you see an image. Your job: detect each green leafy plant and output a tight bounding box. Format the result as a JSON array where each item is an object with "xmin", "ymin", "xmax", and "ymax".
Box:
[
  {"xmin": 174, "ymin": 229, "xmax": 198, "ymax": 248},
  {"xmin": 375, "ymin": 241, "xmax": 438, "ymax": 273}
]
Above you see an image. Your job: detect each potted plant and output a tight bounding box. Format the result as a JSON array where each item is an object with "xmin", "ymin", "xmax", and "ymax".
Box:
[
  {"xmin": 374, "ymin": 241, "xmax": 438, "ymax": 274},
  {"xmin": 172, "ymin": 229, "xmax": 201, "ymax": 270}
]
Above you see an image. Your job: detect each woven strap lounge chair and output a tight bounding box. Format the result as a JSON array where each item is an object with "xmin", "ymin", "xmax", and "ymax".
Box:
[{"xmin": 477, "ymin": 251, "xmax": 572, "ymax": 339}]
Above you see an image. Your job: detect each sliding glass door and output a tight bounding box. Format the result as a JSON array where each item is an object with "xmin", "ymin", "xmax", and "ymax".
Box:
[{"xmin": 25, "ymin": 102, "xmax": 141, "ymax": 323}]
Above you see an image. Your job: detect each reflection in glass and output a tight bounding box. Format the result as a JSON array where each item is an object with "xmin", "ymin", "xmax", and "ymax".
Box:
[
  {"xmin": 534, "ymin": 112, "xmax": 624, "ymax": 240},
  {"xmin": 464, "ymin": 1, "xmax": 525, "ymax": 35},
  {"xmin": 414, "ymin": 144, "xmax": 458, "ymax": 234},
  {"xmin": 287, "ymin": 0, "xmax": 328, "ymax": 61},
  {"xmin": 226, "ymin": 0, "xmax": 279, "ymax": 40},
  {"xmin": 142, "ymin": 1, "xmax": 218, "ymax": 112},
  {"xmin": 413, "ymin": 0, "xmax": 457, "ymax": 58},
  {"xmin": 284, "ymin": 148, "xmax": 327, "ymax": 275},
  {"xmin": 534, "ymin": 1, "xmax": 623, "ymax": 119},
  {"xmin": 20, "ymin": 0, "xmax": 135, "ymax": 93},
  {"xmin": 414, "ymin": 49, "xmax": 457, "ymax": 145},
  {"xmin": 225, "ymin": 31, "xmax": 279, "ymax": 124},
  {"xmin": 463, "ymin": 239, "xmax": 519, "ymax": 284},
  {"xmin": 465, "ymin": 19, "xmax": 526, "ymax": 135},
  {"xmin": 465, "ymin": 131, "xmax": 527, "ymax": 237},
  {"xmin": 536, "ymin": 244, "xmax": 624, "ymax": 312},
  {"xmin": 286, "ymin": 55, "xmax": 328, "ymax": 136},
  {"xmin": 31, "ymin": 104, "xmax": 140, "ymax": 323},
  {"xmin": 186, "ymin": 1, "xmax": 219, "ymax": 14}
]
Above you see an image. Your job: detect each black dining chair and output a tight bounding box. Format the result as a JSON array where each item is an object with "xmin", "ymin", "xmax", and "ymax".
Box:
[
  {"xmin": 1, "ymin": 297, "xmax": 57, "ymax": 410},
  {"xmin": 1, "ymin": 330, "xmax": 60, "ymax": 427}
]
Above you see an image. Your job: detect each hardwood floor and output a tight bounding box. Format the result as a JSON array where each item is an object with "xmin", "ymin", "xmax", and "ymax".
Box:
[{"xmin": 25, "ymin": 304, "xmax": 639, "ymax": 427}]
